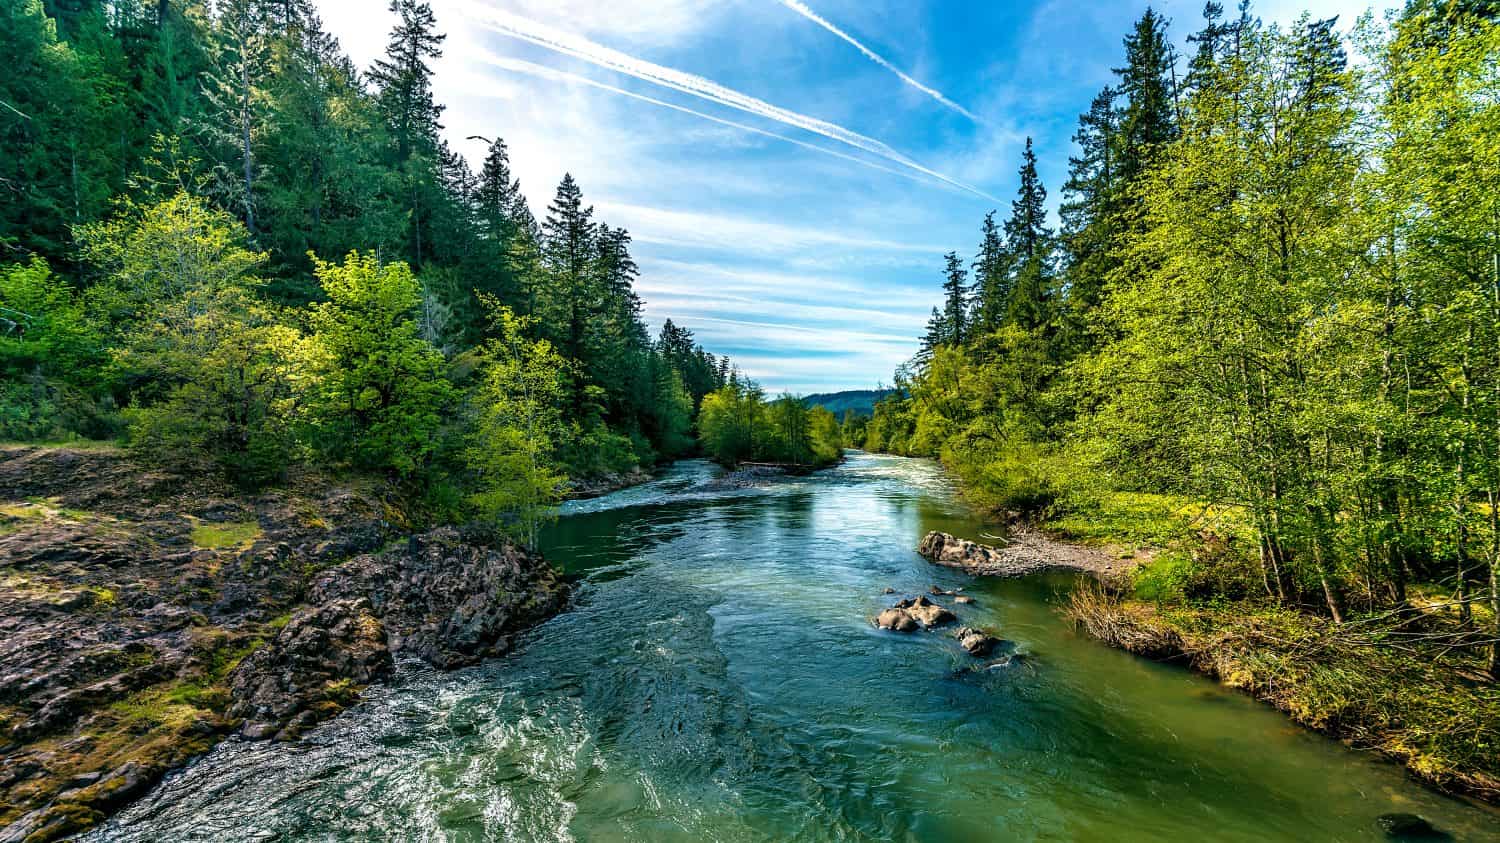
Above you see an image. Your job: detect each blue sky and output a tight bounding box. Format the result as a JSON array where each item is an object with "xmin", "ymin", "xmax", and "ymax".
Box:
[{"xmin": 315, "ymin": 0, "xmax": 1374, "ymax": 394}]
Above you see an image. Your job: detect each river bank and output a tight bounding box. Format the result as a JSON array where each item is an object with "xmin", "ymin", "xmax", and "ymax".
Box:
[
  {"xmin": 913, "ymin": 513, "xmax": 1500, "ymax": 807},
  {"xmin": 0, "ymin": 446, "xmax": 568, "ymax": 842}
]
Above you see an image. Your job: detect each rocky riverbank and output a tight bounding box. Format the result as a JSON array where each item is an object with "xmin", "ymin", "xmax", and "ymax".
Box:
[
  {"xmin": 917, "ymin": 529, "xmax": 1143, "ymax": 578},
  {"xmin": 0, "ymin": 446, "xmax": 567, "ymax": 842},
  {"xmin": 565, "ymin": 465, "xmax": 656, "ymax": 500}
]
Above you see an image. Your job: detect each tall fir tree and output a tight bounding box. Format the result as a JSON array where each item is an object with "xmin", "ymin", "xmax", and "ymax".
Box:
[
  {"xmin": 940, "ymin": 251, "xmax": 969, "ymax": 345},
  {"xmin": 1115, "ymin": 8, "xmax": 1179, "ymax": 190},
  {"xmin": 368, "ymin": 0, "xmax": 444, "ymax": 265},
  {"xmin": 541, "ymin": 173, "xmax": 598, "ymax": 406},
  {"xmin": 971, "ymin": 210, "xmax": 1012, "ymax": 335}
]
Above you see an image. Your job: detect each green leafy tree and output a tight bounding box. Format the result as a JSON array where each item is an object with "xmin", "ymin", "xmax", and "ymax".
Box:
[
  {"xmin": 465, "ymin": 302, "xmax": 570, "ymax": 546},
  {"xmin": 304, "ymin": 251, "xmax": 451, "ymax": 475}
]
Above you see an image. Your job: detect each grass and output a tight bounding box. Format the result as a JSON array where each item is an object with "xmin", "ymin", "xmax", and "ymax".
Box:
[
  {"xmin": 189, "ymin": 519, "xmax": 261, "ymax": 550},
  {"xmin": 1049, "ymin": 490, "xmax": 1253, "ymax": 549}
]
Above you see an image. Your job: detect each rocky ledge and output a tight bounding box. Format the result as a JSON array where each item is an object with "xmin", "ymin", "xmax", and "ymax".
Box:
[
  {"xmin": 917, "ymin": 530, "xmax": 1139, "ymax": 578},
  {"xmin": 0, "ymin": 446, "xmax": 567, "ymax": 842}
]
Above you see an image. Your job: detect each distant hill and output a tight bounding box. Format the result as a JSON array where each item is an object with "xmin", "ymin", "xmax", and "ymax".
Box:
[{"xmin": 802, "ymin": 389, "xmax": 895, "ymax": 418}]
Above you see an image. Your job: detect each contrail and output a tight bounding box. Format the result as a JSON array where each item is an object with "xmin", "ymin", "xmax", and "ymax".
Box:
[
  {"xmin": 774, "ymin": 0, "xmax": 978, "ymax": 122},
  {"xmin": 457, "ymin": 1, "xmax": 995, "ymax": 201},
  {"xmin": 478, "ymin": 53, "xmax": 972, "ymax": 195}
]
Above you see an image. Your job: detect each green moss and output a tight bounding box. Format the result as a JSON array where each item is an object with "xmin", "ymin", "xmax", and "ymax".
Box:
[{"xmin": 189, "ymin": 520, "xmax": 261, "ymax": 550}]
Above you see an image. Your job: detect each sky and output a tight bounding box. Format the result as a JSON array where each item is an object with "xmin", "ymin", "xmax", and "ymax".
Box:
[{"xmin": 313, "ymin": 0, "xmax": 1378, "ymax": 395}]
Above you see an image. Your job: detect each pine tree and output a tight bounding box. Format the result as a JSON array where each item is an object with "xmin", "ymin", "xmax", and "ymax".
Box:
[
  {"xmin": 972, "ymin": 211, "xmax": 1012, "ymax": 335},
  {"xmin": 1061, "ymin": 87, "xmax": 1120, "ymax": 320},
  {"xmin": 368, "ymin": 0, "xmax": 445, "ymax": 265},
  {"xmin": 1002, "ymin": 139, "xmax": 1054, "ymax": 332},
  {"xmin": 940, "ymin": 252, "xmax": 969, "ymax": 345},
  {"xmin": 1115, "ymin": 8, "xmax": 1179, "ymax": 188},
  {"xmin": 541, "ymin": 173, "xmax": 597, "ymax": 369},
  {"xmin": 475, "ymin": 137, "xmax": 523, "ymax": 245},
  {"xmin": 368, "ymin": 0, "xmax": 443, "ymax": 162},
  {"xmin": 1004, "ymin": 138, "xmax": 1049, "ymax": 262}
]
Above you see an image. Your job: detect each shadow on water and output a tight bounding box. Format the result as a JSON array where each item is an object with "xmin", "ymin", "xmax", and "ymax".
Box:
[{"xmin": 88, "ymin": 454, "xmax": 1500, "ymax": 842}]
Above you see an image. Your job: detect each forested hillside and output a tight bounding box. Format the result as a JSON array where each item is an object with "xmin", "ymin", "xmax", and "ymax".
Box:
[
  {"xmin": 803, "ymin": 389, "xmax": 894, "ymax": 419},
  {"xmin": 861, "ymin": 0, "xmax": 1500, "ymax": 732},
  {"xmin": 0, "ymin": 0, "xmax": 739, "ymax": 538}
]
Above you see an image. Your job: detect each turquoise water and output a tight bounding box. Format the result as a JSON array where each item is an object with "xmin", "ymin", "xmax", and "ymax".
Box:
[{"xmin": 90, "ymin": 453, "xmax": 1499, "ymax": 841}]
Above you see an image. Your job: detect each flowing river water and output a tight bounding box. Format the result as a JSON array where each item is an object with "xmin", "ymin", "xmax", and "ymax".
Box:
[{"xmin": 90, "ymin": 453, "xmax": 1498, "ymax": 841}]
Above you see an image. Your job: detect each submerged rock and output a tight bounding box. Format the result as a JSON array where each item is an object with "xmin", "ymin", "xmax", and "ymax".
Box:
[
  {"xmin": 954, "ymin": 595, "xmax": 975, "ymax": 605},
  {"xmin": 1376, "ymin": 814, "xmax": 1452, "ymax": 841},
  {"xmin": 953, "ymin": 627, "xmax": 1002, "ymax": 658}
]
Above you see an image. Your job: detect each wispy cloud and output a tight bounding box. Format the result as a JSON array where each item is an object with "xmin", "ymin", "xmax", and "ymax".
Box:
[
  {"xmin": 595, "ymin": 201, "xmax": 950, "ymax": 256},
  {"xmin": 475, "ymin": 53, "xmax": 973, "ymax": 194},
  {"xmin": 458, "ymin": 0, "xmax": 997, "ymax": 201},
  {"xmin": 773, "ymin": 0, "xmax": 979, "ymax": 121}
]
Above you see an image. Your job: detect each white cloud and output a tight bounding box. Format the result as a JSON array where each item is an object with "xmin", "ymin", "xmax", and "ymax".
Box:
[
  {"xmin": 455, "ymin": 0, "xmax": 998, "ymax": 200},
  {"xmin": 595, "ymin": 201, "xmax": 949, "ymax": 257}
]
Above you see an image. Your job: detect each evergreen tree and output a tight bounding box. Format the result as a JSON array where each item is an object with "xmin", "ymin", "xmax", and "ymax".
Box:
[
  {"xmin": 540, "ymin": 173, "xmax": 597, "ymax": 383},
  {"xmin": 1115, "ymin": 8, "xmax": 1179, "ymax": 189},
  {"xmin": 1060, "ymin": 87, "xmax": 1120, "ymax": 320},
  {"xmin": 940, "ymin": 252, "xmax": 969, "ymax": 345},
  {"xmin": 1002, "ymin": 139, "xmax": 1054, "ymax": 332},
  {"xmin": 368, "ymin": 0, "xmax": 445, "ymax": 265},
  {"xmin": 971, "ymin": 211, "xmax": 1012, "ymax": 335}
]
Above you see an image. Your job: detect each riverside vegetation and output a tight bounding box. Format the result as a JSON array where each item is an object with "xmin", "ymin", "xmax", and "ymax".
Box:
[
  {"xmin": 858, "ymin": 1, "xmax": 1500, "ymax": 801},
  {"xmin": 0, "ymin": 0, "xmax": 853, "ymax": 838}
]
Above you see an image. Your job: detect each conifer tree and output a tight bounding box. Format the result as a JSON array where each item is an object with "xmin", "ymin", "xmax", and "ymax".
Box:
[
  {"xmin": 1002, "ymin": 138, "xmax": 1054, "ymax": 332},
  {"xmin": 368, "ymin": 0, "xmax": 445, "ymax": 265},
  {"xmin": 971, "ymin": 211, "xmax": 1012, "ymax": 335},
  {"xmin": 541, "ymin": 173, "xmax": 597, "ymax": 374},
  {"xmin": 1060, "ymin": 88, "xmax": 1119, "ymax": 320},
  {"xmin": 940, "ymin": 252, "xmax": 969, "ymax": 345},
  {"xmin": 1115, "ymin": 8, "xmax": 1179, "ymax": 189}
]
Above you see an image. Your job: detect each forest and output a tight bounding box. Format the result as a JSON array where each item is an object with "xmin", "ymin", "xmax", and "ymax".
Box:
[
  {"xmin": 862, "ymin": 0, "xmax": 1500, "ymax": 688},
  {"xmin": 0, "ymin": 0, "xmax": 785, "ymax": 542}
]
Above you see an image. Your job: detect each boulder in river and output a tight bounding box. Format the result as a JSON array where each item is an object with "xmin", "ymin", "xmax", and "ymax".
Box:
[
  {"xmin": 875, "ymin": 608, "xmax": 918, "ymax": 632},
  {"xmin": 1376, "ymin": 813, "xmax": 1452, "ymax": 841},
  {"xmin": 953, "ymin": 627, "xmax": 1002, "ymax": 658},
  {"xmin": 893, "ymin": 596, "xmax": 955, "ymax": 628}
]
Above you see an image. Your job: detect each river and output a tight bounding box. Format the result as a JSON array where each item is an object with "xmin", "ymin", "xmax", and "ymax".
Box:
[{"xmin": 89, "ymin": 453, "xmax": 1498, "ymax": 841}]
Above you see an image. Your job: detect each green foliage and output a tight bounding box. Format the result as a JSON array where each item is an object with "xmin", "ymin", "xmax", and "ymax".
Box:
[
  {"xmin": 464, "ymin": 303, "xmax": 570, "ymax": 546},
  {"xmin": 0, "ymin": 259, "xmax": 109, "ymax": 439},
  {"xmin": 190, "ymin": 520, "xmax": 262, "ymax": 550},
  {"xmin": 871, "ymin": 9, "xmax": 1500, "ymax": 674},
  {"xmin": 696, "ymin": 383, "xmax": 843, "ymax": 467},
  {"xmin": 305, "ymin": 252, "xmax": 451, "ymax": 476}
]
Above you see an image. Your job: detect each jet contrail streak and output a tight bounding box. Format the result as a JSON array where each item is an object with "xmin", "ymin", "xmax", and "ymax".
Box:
[
  {"xmin": 458, "ymin": 1, "xmax": 995, "ymax": 201},
  {"xmin": 775, "ymin": 0, "xmax": 978, "ymax": 122},
  {"xmin": 478, "ymin": 53, "xmax": 970, "ymax": 194}
]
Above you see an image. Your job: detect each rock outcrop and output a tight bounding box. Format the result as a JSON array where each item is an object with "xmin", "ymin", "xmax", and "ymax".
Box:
[
  {"xmin": 892, "ymin": 596, "xmax": 955, "ymax": 628},
  {"xmin": 0, "ymin": 446, "xmax": 567, "ymax": 842},
  {"xmin": 230, "ymin": 526, "xmax": 566, "ymax": 739}
]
